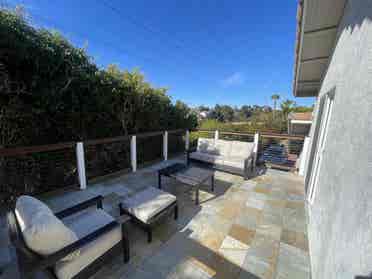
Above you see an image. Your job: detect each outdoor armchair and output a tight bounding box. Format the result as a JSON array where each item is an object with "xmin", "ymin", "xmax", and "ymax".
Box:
[{"xmin": 7, "ymin": 195, "xmax": 129, "ymax": 279}]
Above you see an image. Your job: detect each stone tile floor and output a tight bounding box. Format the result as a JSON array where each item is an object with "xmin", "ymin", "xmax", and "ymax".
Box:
[{"xmin": 0, "ymin": 157, "xmax": 310, "ymax": 279}]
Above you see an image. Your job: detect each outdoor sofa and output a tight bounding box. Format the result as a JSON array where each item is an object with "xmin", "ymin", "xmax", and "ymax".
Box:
[
  {"xmin": 7, "ymin": 195, "xmax": 129, "ymax": 279},
  {"xmin": 187, "ymin": 137, "xmax": 257, "ymax": 179}
]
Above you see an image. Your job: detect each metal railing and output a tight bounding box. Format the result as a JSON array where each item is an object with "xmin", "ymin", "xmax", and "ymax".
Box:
[
  {"xmin": 0, "ymin": 129, "xmax": 188, "ymax": 204},
  {"xmin": 0, "ymin": 128, "xmax": 305, "ymax": 204},
  {"xmin": 193, "ymin": 129, "xmax": 305, "ymax": 171},
  {"xmin": 0, "ymin": 142, "xmax": 78, "ymax": 204},
  {"xmin": 259, "ymin": 133, "xmax": 305, "ymax": 170},
  {"xmin": 84, "ymin": 136, "xmax": 131, "ymax": 179}
]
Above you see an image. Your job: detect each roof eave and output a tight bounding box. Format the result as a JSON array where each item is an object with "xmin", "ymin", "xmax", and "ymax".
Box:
[{"xmin": 292, "ymin": 0, "xmax": 346, "ymax": 98}]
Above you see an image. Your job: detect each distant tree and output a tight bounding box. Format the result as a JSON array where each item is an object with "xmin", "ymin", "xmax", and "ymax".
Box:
[
  {"xmin": 211, "ymin": 105, "xmax": 234, "ymax": 122},
  {"xmin": 240, "ymin": 105, "xmax": 253, "ymax": 119},
  {"xmin": 280, "ymin": 99, "xmax": 296, "ymax": 118},
  {"xmin": 197, "ymin": 105, "xmax": 210, "ymax": 112},
  {"xmin": 271, "ymin": 94, "xmax": 280, "ymax": 111}
]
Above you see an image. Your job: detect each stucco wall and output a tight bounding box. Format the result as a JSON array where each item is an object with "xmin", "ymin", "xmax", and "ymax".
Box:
[{"xmin": 307, "ymin": 1, "xmax": 372, "ymax": 278}]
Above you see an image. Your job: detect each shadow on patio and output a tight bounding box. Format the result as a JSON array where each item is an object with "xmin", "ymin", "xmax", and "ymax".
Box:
[{"xmin": 0, "ymin": 157, "xmax": 311, "ymax": 279}]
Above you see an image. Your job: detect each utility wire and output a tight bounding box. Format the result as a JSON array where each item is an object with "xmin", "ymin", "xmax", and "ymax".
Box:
[
  {"xmin": 98, "ymin": 0, "xmax": 212, "ymax": 64},
  {"xmin": 25, "ymin": 11, "xmax": 212, "ymax": 85},
  {"xmin": 96, "ymin": 0, "xmax": 248, "ymax": 70}
]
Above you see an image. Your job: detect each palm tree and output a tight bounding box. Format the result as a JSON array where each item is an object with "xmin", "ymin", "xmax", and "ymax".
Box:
[
  {"xmin": 271, "ymin": 94, "xmax": 280, "ymax": 111},
  {"xmin": 280, "ymin": 99, "xmax": 295, "ymax": 117}
]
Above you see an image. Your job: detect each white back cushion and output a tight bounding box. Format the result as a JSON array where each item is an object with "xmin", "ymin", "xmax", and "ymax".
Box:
[
  {"xmin": 197, "ymin": 138, "xmax": 216, "ymax": 154},
  {"xmin": 230, "ymin": 141, "xmax": 254, "ymax": 158},
  {"xmin": 15, "ymin": 196, "xmax": 79, "ymax": 261},
  {"xmin": 215, "ymin": 140, "xmax": 232, "ymax": 156},
  {"xmin": 15, "ymin": 195, "xmax": 53, "ymax": 231}
]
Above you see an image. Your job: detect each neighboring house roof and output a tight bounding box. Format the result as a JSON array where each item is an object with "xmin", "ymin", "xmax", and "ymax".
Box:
[
  {"xmin": 293, "ymin": 0, "xmax": 346, "ymax": 97},
  {"xmin": 288, "ymin": 112, "xmax": 312, "ymax": 124}
]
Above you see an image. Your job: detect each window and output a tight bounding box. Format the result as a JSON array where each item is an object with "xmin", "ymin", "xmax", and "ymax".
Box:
[{"xmin": 306, "ymin": 90, "xmax": 335, "ymax": 203}]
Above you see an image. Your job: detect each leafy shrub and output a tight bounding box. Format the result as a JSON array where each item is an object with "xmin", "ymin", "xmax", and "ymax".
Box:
[{"xmin": 0, "ymin": 9, "xmax": 197, "ymax": 147}]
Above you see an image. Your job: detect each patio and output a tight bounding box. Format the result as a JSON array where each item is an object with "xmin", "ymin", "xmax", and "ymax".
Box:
[{"xmin": 0, "ymin": 157, "xmax": 310, "ymax": 279}]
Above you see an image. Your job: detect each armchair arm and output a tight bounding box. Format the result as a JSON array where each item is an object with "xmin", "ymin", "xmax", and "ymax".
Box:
[
  {"xmin": 185, "ymin": 148, "xmax": 197, "ymax": 166},
  {"xmin": 185, "ymin": 148, "xmax": 197, "ymax": 156},
  {"xmin": 244, "ymin": 154, "xmax": 254, "ymax": 179},
  {"xmin": 244, "ymin": 154, "xmax": 254, "ymax": 169},
  {"xmin": 245, "ymin": 151, "xmax": 255, "ymax": 163},
  {"xmin": 55, "ymin": 195, "xmax": 104, "ymax": 219},
  {"xmin": 31, "ymin": 221, "xmax": 119, "ymax": 271}
]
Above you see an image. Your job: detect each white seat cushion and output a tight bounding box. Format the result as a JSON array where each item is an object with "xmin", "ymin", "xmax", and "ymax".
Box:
[
  {"xmin": 223, "ymin": 156, "xmax": 246, "ymax": 169},
  {"xmin": 121, "ymin": 187, "xmax": 177, "ymax": 224},
  {"xmin": 230, "ymin": 141, "xmax": 254, "ymax": 158},
  {"xmin": 189, "ymin": 151, "xmax": 224, "ymax": 165},
  {"xmin": 55, "ymin": 209, "xmax": 121, "ymax": 279},
  {"xmin": 15, "ymin": 196, "xmax": 79, "ymax": 261}
]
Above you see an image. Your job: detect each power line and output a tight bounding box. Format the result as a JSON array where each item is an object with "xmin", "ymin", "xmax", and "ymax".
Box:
[
  {"xmin": 96, "ymin": 0, "xmax": 249, "ymax": 71},
  {"xmin": 23, "ymin": 11, "xmax": 213, "ymax": 85},
  {"xmin": 98, "ymin": 0, "xmax": 211, "ymax": 64}
]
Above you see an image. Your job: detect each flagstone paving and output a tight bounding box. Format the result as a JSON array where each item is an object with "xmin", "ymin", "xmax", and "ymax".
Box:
[{"xmin": 0, "ymin": 157, "xmax": 310, "ymax": 279}]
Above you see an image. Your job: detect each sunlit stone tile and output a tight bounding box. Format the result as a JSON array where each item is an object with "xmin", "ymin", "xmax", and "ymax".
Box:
[
  {"xmin": 240, "ymin": 254, "xmax": 276, "ymax": 279},
  {"xmin": 246, "ymin": 196, "xmax": 266, "ymax": 210},
  {"xmin": 228, "ymin": 224, "xmax": 256, "ymax": 246},
  {"xmin": 220, "ymin": 235, "xmax": 250, "ymax": 250},
  {"xmin": 218, "ymin": 248, "xmax": 248, "ymax": 267}
]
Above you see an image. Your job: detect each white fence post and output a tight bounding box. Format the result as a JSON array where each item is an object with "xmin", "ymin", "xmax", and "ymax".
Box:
[
  {"xmin": 214, "ymin": 130, "xmax": 219, "ymax": 141},
  {"xmin": 76, "ymin": 142, "xmax": 87, "ymax": 190},
  {"xmin": 163, "ymin": 131, "xmax": 168, "ymax": 161},
  {"xmin": 131, "ymin": 135, "xmax": 137, "ymax": 172},
  {"xmin": 299, "ymin": 136, "xmax": 310, "ymax": 177},
  {"xmin": 253, "ymin": 132, "xmax": 260, "ymax": 166},
  {"xmin": 185, "ymin": 130, "xmax": 190, "ymax": 150}
]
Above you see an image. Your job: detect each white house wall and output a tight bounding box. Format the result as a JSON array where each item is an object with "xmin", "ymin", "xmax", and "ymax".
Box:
[{"xmin": 306, "ymin": 1, "xmax": 372, "ymax": 278}]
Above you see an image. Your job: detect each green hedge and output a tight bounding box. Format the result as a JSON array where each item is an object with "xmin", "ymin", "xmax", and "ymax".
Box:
[{"xmin": 0, "ymin": 9, "xmax": 197, "ymax": 147}]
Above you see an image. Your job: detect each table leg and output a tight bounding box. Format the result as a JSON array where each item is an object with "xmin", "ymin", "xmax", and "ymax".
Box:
[
  {"xmin": 158, "ymin": 173, "xmax": 162, "ymax": 189},
  {"xmin": 211, "ymin": 175, "xmax": 214, "ymax": 192}
]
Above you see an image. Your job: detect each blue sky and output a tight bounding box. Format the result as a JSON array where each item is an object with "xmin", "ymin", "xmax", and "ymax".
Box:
[{"xmin": 7, "ymin": 0, "xmax": 314, "ymax": 108}]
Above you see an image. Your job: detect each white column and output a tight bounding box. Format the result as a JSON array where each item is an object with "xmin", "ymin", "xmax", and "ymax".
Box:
[
  {"xmin": 299, "ymin": 136, "xmax": 310, "ymax": 177},
  {"xmin": 163, "ymin": 131, "xmax": 168, "ymax": 161},
  {"xmin": 76, "ymin": 142, "xmax": 87, "ymax": 190},
  {"xmin": 214, "ymin": 130, "xmax": 219, "ymax": 141},
  {"xmin": 185, "ymin": 130, "xmax": 190, "ymax": 150},
  {"xmin": 131, "ymin": 135, "xmax": 137, "ymax": 172},
  {"xmin": 253, "ymin": 132, "xmax": 260, "ymax": 166}
]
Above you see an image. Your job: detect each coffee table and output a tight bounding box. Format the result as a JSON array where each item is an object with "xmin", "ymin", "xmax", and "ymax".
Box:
[{"xmin": 158, "ymin": 163, "xmax": 214, "ymax": 205}]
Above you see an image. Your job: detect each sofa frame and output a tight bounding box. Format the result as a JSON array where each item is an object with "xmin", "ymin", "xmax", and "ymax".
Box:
[{"xmin": 7, "ymin": 195, "xmax": 130, "ymax": 279}]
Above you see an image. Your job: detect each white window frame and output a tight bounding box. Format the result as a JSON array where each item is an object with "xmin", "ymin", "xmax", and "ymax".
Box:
[{"xmin": 307, "ymin": 91, "xmax": 335, "ymax": 204}]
